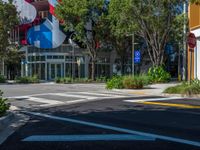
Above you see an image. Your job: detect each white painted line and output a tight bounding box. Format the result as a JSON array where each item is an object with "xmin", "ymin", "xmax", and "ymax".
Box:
[
  {"xmin": 65, "ymin": 99, "xmax": 95, "ymax": 104},
  {"xmin": 124, "ymin": 97, "xmax": 183, "ymax": 103},
  {"xmin": 6, "ymin": 93, "xmax": 54, "ymax": 99},
  {"xmin": 25, "ymin": 111, "xmax": 200, "ymax": 147},
  {"xmin": 52, "ymin": 93, "xmax": 97, "ymax": 100},
  {"xmin": 79, "ymin": 92, "xmax": 125, "ymax": 97},
  {"xmin": 22, "ymin": 134, "xmax": 155, "ymax": 142},
  {"xmin": 26, "ymin": 97, "xmax": 64, "ymax": 107}
]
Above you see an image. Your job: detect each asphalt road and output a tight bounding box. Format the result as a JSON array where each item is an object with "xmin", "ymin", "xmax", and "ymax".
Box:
[{"xmin": 0, "ymin": 84, "xmax": 200, "ymax": 150}]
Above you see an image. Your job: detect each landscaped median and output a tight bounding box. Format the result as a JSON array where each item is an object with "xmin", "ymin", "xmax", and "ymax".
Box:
[
  {"xmin": 164, "ymin": 80, "xmax": 200, "ymax": 96},
  {"xmin": 106, "ymin": 66, "xmax": 171, "ymax": 90},
  {"xmin": 106, "ymin": 75, "xmax": 150, "ymax": 89}
]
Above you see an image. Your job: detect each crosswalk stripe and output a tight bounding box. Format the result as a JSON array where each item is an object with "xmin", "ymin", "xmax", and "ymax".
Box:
[
  {"xmin": 51, "ymin": 93, "xmax": 97, "ymax": 100},
  {"xmin": 26, "ymin": 97, "xmax": 64, "ymax": 106},
  {"xmin": 79, "ymin": 92, "xmax": 125, "ymax": 97}
]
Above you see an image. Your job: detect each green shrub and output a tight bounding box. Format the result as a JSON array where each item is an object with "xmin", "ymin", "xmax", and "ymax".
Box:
[
  {"xmin": 148, "ymin": 66, "xmax": 171, "ymax": 83},
  {"xmin": 0, "ymin": 90, "xmax": 9, "ymax": 117},
  {"xmin": 164, "ymin": 80, "xmax": 200, "ymax": 95},
  {"xmin": 55, "ymin": 77, "xmax": 61, "ymax": 83},
  {"xmin": 139, "ymin": 74, "xmax": 152, "ymax": 85},
  {"xmin": 16, "ymin": 75, "xmax": 39, "ymax": 84},
  {"xmin": 106, "ymin": 76, "xmax": 124, "ymax": 89},
  {"xmin": 123, "ymin": 76, "xmax": 144, "ymax": 89},
  {"xmin": 64, "ymin": 77, "xmax": 72, "ymax": 83},
  {"xmin": 0, "ymin": 75, "xmax": 6, "ymax": 83},
  {"xmin": 55, "ymin": 77, "xmax": 72, "ymax": 84}
]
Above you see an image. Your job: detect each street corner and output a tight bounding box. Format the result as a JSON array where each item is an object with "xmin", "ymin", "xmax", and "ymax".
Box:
[
  {"xmin": 0, "ymin": 112, "xmax": 15, "ymax": 131},
  {"xmin": 0, "ymin": 109, "xmax": 30, "ymax": 145}
]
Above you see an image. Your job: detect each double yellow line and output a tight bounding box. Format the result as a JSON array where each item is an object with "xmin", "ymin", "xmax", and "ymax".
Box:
[{"xmin": 138, "ymin": 101, "xmax": 200, "ymax": 109}]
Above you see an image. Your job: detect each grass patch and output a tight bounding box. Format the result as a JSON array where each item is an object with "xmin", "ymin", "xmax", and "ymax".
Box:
[{"xmin": 164, "ymin": 80, "xmax": 200, "ymax": 95}]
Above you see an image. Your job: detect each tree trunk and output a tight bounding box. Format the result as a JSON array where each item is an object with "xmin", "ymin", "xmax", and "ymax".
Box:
[
  {"xmin": 91, "ymin": 59, "xmax": 96, "ymax": 81},
  {"xmin": 121, "ymin": 56, "xmax": 126, "ymax": 75}
]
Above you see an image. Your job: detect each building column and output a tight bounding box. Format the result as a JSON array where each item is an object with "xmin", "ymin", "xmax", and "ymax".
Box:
[
  {"xmin": 64, "ymin": 62, "xmax": 66, "ymax": 77},
  {"xmin": 21, "ymin": 63, "xmax": 24, "ymax": 77},
  {"xmin": 45, "ymin": 62, "xmax": 47, "ymax": 81},
  {"xmin": 194, "ymin": 45, "xmax": 197, "ymax": 79},
  {"xmin": 2, "ymin": 58, "xmax": 5, "ymax": 76},
  {"xmin": 25, "ymin": 49, "xmax": 28, "ymax": 76},
  {"xmin": 30, "ymin": 63, "xmax": 32, "ymax": 77},
  {"xmin": 196, "ymin": 39, "xmax": 200, "ymax": 79}
]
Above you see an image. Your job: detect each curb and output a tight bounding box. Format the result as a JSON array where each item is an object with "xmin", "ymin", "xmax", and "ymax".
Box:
[
  {"xmin": 0, "ymin": 112, "xmax": 15, "ymax": 131},
  {"xmin": 0, "ymin": 108, "xmax": 30, "ymax": 145}
]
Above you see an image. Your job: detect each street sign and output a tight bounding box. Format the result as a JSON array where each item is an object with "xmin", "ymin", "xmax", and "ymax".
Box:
[
  {"xmin": 187, "ymin": 32, "xmax": 196, "ymax": 49},
  {"xmin": 187, "ymin": 32, "xmax": 196, "ymax": 82},
  {"xmin": 134, "ymin": 50, "xmax": 141, "ymax": 64}
]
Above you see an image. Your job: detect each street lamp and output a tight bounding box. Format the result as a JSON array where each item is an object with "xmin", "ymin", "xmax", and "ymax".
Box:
[
  {"xmin": 69, "ymin": 33, "xmax": 77, "ymax": 81},
  {"xmin": 126, "ymin": 33, "xmax": 135, "ymax": 76},
  {"xmin": 182, "ymin": 1, "xmax": 188, "ymax": 81}
]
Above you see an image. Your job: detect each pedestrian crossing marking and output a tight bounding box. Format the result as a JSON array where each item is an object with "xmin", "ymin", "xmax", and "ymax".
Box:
[
  {"xmin": 26, "ymin": 97, "xmax": 64, "ymax": 107},
  {"xmin": 52, "ymin": 93, "xmax": 97, "ymax": 100}
]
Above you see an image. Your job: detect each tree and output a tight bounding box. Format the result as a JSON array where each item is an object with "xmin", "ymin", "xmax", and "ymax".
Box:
[
  {"xmin": 190, "ymin": 0, "xmax": 200, "ymax": 4},
  {"xmin": 55, "ymin": 0, "xmax": 108, "ymax": 80},
  {"xmin": 0, "ymin": 1, "xmax": 19, "ymax": 76},
  {"xmin": 108, "ymin": 0, "xmax": 184, "ymax": 67},
  {"xmin": 0, "ymin": 1, "xmax": 18, "ymax": 57}
]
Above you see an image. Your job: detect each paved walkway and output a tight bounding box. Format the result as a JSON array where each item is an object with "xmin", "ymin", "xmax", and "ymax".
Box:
[{"xmin": 113, "ymin": 82, "xmax": 180, "ymax": 97}]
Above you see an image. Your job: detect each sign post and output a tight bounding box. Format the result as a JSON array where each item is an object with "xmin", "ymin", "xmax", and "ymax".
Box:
[{"xmin": 187, "ymin": 32, "xmax": 196, "ymax": 82}]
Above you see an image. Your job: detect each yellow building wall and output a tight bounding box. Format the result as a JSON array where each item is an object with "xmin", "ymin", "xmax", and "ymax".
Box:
[
  {"xmin": 188, "ymin": 4, "xmax": 200, "ymax": 80},
  {"xmin": 189, "ymin": 4, "xmax": 200, "ymax": 30}
]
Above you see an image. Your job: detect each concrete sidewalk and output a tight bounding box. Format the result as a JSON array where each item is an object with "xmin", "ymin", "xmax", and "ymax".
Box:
[{"xmin": 113, "ymin": 82, "xmax": 181, "ymax": 97}]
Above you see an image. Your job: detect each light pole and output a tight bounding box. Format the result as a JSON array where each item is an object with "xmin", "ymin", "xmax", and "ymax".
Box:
[
  {"xmin": 182, "ymin": 1, "xmax": 188, "ymax": 81},
  {"xmin": 126, "ymin": 33, "xmax": 135, "ymax": 76},
  {"xmin": 69, "ymin": 33, "xmax": 76, "ymax": 82},
  {"xmin": 132, "ymin": 33, "xmax": 135, "ymax": 76}
]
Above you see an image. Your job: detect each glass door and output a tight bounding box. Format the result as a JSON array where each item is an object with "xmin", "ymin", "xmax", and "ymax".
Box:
[
  {"xmin": 49, "ymin": 63, "xmax": 63, "ymax": 80},
  {"xmin": 50, "ymin": 64, "xmax": 56, "ymax": 80},
  {"xmin": 56, "ymin": 64, "xmax": 62, "ymax": 78}
]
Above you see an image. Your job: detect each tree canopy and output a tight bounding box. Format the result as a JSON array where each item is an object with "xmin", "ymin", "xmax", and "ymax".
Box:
[
  {"xmin": 56, "ymin": 0, "xmax": 107, "ymax": 80},
  {"xmin": 0, "ymin": 0, "xmax": 18, "ymax": 57},
  {"xmin": 190, "ymin": 0, "xmax": 200, "ymax": 4},
  {"xmin": 108, "ymin": 0, "xmax": 185, "ymax": 66}
]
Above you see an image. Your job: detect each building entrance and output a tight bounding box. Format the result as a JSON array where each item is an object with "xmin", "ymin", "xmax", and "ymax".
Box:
[{"xmin": 49, "ymin": 63, "xmax": 63, "ymax": 80}]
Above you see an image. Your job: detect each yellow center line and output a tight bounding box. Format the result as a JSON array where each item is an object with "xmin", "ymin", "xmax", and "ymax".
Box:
[{"xmin": 137, "ymin": 101, "xmax": 200, "ymax": 109}]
